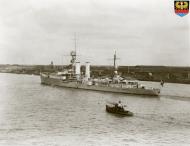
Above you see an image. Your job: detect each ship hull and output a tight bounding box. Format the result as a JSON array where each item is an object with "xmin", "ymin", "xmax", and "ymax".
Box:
[{"xmin": 40, "ymin": 75, "xmax": 160, "ymax": 96}]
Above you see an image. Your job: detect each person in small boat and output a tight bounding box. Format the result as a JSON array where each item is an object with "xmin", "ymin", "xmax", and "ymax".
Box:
[
  {"xmin": 115, "ymin": 101, "xmax": 124, "ymax": 111},
  {"xmin": 118, "ymin": 101, "xmax": 123, "ymax": 108}
]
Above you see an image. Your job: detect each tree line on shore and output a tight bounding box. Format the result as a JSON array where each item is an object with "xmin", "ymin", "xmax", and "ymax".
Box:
[{"xmin": 1, "ymin": 64, "xmax": 190, "ymax": 84}]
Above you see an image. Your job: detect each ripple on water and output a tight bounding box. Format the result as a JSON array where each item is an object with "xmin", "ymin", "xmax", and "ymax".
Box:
[{"xmin": 1, "ymin": 74, "xmax": 190, "ymax": 146}]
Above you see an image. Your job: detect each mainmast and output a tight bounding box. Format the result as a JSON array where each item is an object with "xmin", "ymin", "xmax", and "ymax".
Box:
[
  {"xmin": 114, "ymin": 51, "xmax": 116, "ymax": 70},
  {"xmin": 113, "ymin": 50, "xmax": 120, "ymax": 72}
]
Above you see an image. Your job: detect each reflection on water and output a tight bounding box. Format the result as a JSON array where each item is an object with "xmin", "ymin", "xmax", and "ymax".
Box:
[{"xmin": 0, "ymin": 73, "xmax": 190, "ymax": 146}]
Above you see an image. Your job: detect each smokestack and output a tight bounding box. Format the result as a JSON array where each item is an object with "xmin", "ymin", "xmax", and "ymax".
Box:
[
  {"xmin": 75, "ymin": 62, "xmax": 80, "ymax": 80},
  {"xmin": 85, "ymin": 62, "xmax": 90, "ymax": 79}
]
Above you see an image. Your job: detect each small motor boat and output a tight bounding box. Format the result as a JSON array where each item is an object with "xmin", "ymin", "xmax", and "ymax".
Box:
[{"xmin": 106, "ymin": 104, "xmax": 133, "ymax": 116}]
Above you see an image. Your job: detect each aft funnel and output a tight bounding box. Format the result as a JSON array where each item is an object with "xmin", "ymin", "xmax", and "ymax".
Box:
[
  {"xmin": 75, "ymin": 62, "xmax": 80, "ymax": 80},
  {"xmin": 85, "ymin": 62, "xmax": 90, "ymax": 79}
]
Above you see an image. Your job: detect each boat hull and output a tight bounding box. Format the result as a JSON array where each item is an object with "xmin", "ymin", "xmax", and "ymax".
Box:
[{"xmin": 40, "ymin": 75, "xmax": 160, "ymax": 96}]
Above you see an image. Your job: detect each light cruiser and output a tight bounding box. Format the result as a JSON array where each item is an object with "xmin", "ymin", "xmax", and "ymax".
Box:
[{"xmin": 40, "ymin": 51, "xmax": 160, "ymax": 96}]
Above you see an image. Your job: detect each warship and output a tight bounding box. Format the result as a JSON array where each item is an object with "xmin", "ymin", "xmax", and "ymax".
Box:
[{"xmin": 40, "ymin": 50, "xmax": 160, "ymax": 96}]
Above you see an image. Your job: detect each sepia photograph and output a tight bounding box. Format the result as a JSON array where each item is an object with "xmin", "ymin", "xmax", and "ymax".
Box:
[{"xmin": 0, "ymin": 0, "xmax": 189, "ymax": 145}]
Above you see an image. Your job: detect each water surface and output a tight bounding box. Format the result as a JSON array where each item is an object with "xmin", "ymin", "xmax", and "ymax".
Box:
[{"xmin": 0, "ymin": 73, "xmax": 190, "ymax": 146}]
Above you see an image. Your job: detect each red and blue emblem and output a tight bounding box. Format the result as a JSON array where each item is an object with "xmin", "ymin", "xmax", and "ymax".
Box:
[{"xmin": 174, "ymin": 1, "xmax": 189, "ymax": 17}]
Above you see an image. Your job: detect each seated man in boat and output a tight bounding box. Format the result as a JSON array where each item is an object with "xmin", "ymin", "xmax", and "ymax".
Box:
[
  {"xmin": 115, "ymin": 101, "xmax": 124, "ymax": 111},
  {"xmin": 118, "ymin": 101, "xmax": 123, "ymax": 108}
]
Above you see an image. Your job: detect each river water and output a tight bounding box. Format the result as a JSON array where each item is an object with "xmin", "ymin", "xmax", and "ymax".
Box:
[{"xmin": 0, "ymin": 73, "xmax": 190, "ymax": 146}]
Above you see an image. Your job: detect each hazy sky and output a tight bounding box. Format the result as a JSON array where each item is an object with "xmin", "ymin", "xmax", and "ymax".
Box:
[{"xmin": 0, "ymin": 0, "xmax": 189, "ymax": 66}]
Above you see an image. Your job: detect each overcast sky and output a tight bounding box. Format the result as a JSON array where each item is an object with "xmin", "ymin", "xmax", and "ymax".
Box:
[{"xmin": 0, "ymin": 0, "xmax": 189, "ymax": 66}]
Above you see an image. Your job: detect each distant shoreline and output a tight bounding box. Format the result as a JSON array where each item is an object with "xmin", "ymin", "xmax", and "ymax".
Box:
[{"xmin": 1, "ymin": 64, "xmax": 190, "ymax": 84}]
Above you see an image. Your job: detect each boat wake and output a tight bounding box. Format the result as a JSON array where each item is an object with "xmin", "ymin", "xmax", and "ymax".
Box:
[
  {"xmin": 160, "ymin": 94, "xmax": 190, "ymax": 101},
  {"xmin": 133, "ymin": 113, "xmax": 190, "ymax": 127}
]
